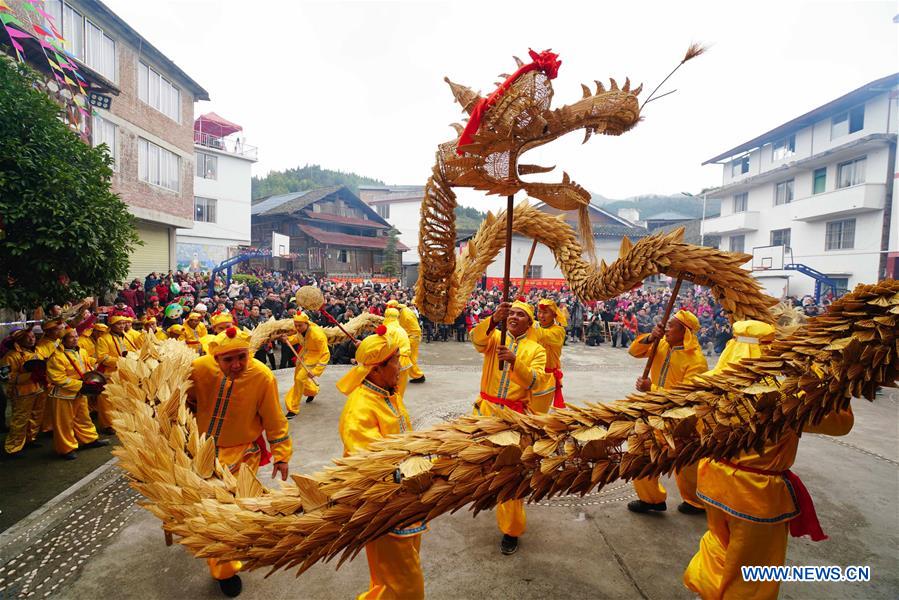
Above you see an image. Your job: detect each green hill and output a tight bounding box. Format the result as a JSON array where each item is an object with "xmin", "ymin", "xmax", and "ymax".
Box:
[
  {"xmin": 252, "ymin": 165, "xmax": 385, "ymax": 199},
  {"xmin": 596, "ymin": 193, "xmax": 722, "ymax": 219}
]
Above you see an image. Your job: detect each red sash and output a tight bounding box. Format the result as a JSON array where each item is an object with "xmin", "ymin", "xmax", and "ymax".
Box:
[
  {"xmin": 255, "ymin": 434, "xmax": 272, "ymax": 467},
  {"xmin": 720, "ymin": 460, "xmax": 827, "ymax": 541},
  {"xmin": 545, "ymin": 367, "xmax": 565, "ymax": 408},
  {"xmin": 479, "ymin": 391, "xmax": 525, "ymax": 414}
]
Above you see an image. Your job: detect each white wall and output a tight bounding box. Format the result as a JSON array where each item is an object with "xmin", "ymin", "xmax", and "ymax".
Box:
[
  {"xmin": 177, "ymin": 148, "xmax": 253, "ymax": 245},
  {"xmin": 386, "ymin": 202, "xmax": 422, "ymax": 263}
]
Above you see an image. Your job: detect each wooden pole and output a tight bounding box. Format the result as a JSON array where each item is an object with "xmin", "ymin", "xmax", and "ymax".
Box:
[
  {"xmin": 499, "ymin": 194, "xmax": 514, "ymax": 369},
  {"xmin": 281, "ymin": 335, "xmax": 320, "ymax": 384},
  {"xmin": 520, "ymin": 238, "xmax": 539, "ymax": 296},
  {"xmin": 319, "ymin": 309, "xmax": 359, "ymax": 345},
  {"xmin": 641, "ymin": 274, "xmax": 685, "ymax": 380}
]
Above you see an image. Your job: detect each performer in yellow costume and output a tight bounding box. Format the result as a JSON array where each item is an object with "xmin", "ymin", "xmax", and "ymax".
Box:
[
  {"xmin": 471, "ymin": 299, "xmax": 554, "ymax": 555},
  {"xmin": 387, "ymin": 299, "xmax": 425, "ymax": 383},
  {"xmin": 36, "ymin": 317, "xmax": 64, "ymax": 433},
  {"xmin": 187, "ymin": 325, "xmax": 292, "ymax": 597},
  {"xmin": 337, "ymin": 324, "xmax": 425, "ymax": 600},
  {"xmin": 283, "ymin": 311, "xmax": 330, "ymax": 417},
  {"xmin": 142, "ymin": 316, "xmax": 167, "ymax": 342},
  {"xmin": 46, "ymin": 327, "xmax": 109, "ymax": 459},
  {"xmin": 628, "ymin": 309, "xmax": 708, "ymax": 514},
  {"xmin": 383, "ymin": 307, "xmax": 414, "ymax": 398},
  {"xmin": 200, "ymin": 313, "xmax": 236, "ymax": 354},
  {"xmin": 2, "ymin": 329, "xmax": 45, "ymax": 457},
  {"xmin": 94, "ymin": 315, "xmax": 140, "ymax": 434},
  {"xmin": 166, "ymin": 324, "xmax": 185, "ymax": 340},
  {"xmin": 531, "ymin": 298, "xmax": 568, "ymax": 410},
  {"xmin": 123, "ymin": 316, "xmax": 144, "ymax": 350},
  {"xmin": 180, "ymin": 312, "xmax": 208, "ymax": 353},
  {"xmin": 683, "ymin": 320, "xmax": 855, "ymax": 600}
]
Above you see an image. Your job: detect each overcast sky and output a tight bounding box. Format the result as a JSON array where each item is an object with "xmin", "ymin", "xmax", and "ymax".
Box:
[{"xmin": 104, "ymin": 0, "xmax": 898, "ymax": 208}]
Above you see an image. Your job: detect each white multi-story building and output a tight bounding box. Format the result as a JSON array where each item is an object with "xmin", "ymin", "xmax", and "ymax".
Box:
[
  {"xmin": 358, "ymin": 185, "xmax": 425, "ymax": 263},
  {"xmin": 176, "ymin": 113, "xmax": 257, "ymax": 272},
  {"xmin": 702, "ymin": 72, "xmax": 899, "ymax": 300}
]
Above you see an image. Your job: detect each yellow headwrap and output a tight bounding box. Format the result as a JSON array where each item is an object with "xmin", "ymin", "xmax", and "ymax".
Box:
[
  {"xmin": 166, "ymin": 324, "xmax": 184, "ymax": 336},
  {"xmin": 383, "ymin": 307, "xmax": 400, "ymax": 325},
  {"xmin": 511, "ymin": 299, "xmax": 534, "ymax": 322},
  {"xmin": 93, "ymin": 323, "xmax": 109, "ymax": 334},
  {"xmin": 537, "ymin": 299, "xmax": 567, "ymax": 327},
  {"xmin": 672, "ymin": 309, "xmax": 701, "ymax": 352},
  {"xmin": 108, "ymin": 315, "xmax": 132, "ymax": 325},
  {"xmin": 336, "ymin": 325, "xmax": 399, "ymax": 395},
  {"xmin": 211, "ymin": 313, "xmax": 234, "ymax": 328},
  {"xmin": 143, "ymin": 316, "xmax": 156, "ymax": 325},
  {"xmin": 41, "ymin": 317, "xmax": 64, "ymax": 330},
  {"xmin": 207, "ymin": 326, "xmax": 251, "ymax": 357},
  {"xmin": 706, "ymin": 320, "xmax": 775, "ymax": 376},
  {"xmin": 386, "ymin": 300, "xmax": 403, "ymax": 309},
  {"xmin": 293, "ymin": 311, "xmax": 310, "ymax": 324},
  {"xmin": 186, "ymin": 312, "xmax": 201, "ymax": 321}
]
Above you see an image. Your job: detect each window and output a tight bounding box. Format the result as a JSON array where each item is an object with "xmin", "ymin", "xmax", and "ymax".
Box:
[
  {"xmin": 91, "ymin": 114, "xmax": 117, "ymax": 169},
  {"xmin": 526, "ymin": 265, "xmax": 542, "ymax": 278},
  {"xmin": 138, "ymin": 62, "xmax": 180, "ymax": 122},
  {"xmin": 770, "ymin": 228, "xmax": 791, "ymax": 249},
  {"xmin": 771, "ymin": 135, "xmax": 795, "ymax": 161},
  {"xmin": 825, "ymin": 219, "xmax": 855, "ymax": 250},
  {"xmin": 823, "ymin": 277, "xmax": 849, "ymax": 295},
  {"xmin": 196, "ymin": 152, "xmax": 217, "ymax": 179},
  {"xmin": 337, "ymin": 249, "xmax": 349, "ymax": 263},
  {"xmin": 731, "ymin": 155, "xmax": 749, "ymax": 177},
  {"xmin": 45, "ymin": 2, "xmax": 115, "ymax": 81},
  {"xmin": 729, "ymin": 235, "xmax": 745, "ymax": 253},
  {"xmin": 733, "ymin": 192, "xmax": 748, "ymax": 213},
  {"xmin": 194, "ymin": 197, "xmax": 217, "ymax": 223},
  {"xmin": 813, "ymin": 167, "xmax": 827, "ymax": 194},
  {"xmin": 138, "ymin": 138, "xmax": 180, "ymax": 191},
  {"xmin": 831, "ymin": 105, "xmax": 865, "ymax": 139},
  {"xmin": 774, "ymin": 179, "xmax": 793, "ymax": 205},
  {"xmin": 376, "ymin": 203, "xmax": 390, "ymax": 219},
  {"xmin": 837, "ymin": 157, "xmax": 866, "ymax": 189}
]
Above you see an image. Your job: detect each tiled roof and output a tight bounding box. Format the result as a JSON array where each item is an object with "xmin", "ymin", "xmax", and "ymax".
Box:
[
  {"xmin": 301, "ymin": 211, "xmax": 388, "ymax": 228},
  {"xmin": 251, "ymin": 186, "xmax": 344, "ymax": 216},
  {"xmin": 298, "ymin": 224, "xmax": 410, "ymax": 251}
]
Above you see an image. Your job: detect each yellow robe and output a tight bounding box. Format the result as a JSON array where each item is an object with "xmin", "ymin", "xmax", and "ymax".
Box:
[
  {"xmin": 629, "ymin": 333, "xmax": 708, "ymax": 506},
  {"xmin": 46, "ymin": 347, "xmax": 100, "ymax": 455},
  {"xmin": 125, "ymin": 328, "xmax": 144, "ymax": 350},
  {"xmin": 284, "ymin": 322, "xmax": 331, "ymax": 414},
  {"xmin": 397, "ymin": 306, "xmax": 424, "ymax": 380},
  {"xmin": 77, "ymin": 335, "xmax": 96, "ymax": 358},
  {"xmin": 529, "ymin": 322, "xmax": 566, "ymax": 409},
  {"xmin": 181, "ymin": 322, "xmax": 208, "ymax": 353},
  {"xmin": 35, "ymin": 337, "xmax": 59, "ymax": 432},
  {"xmin": 188, "ymin": 355, "xmax": 292, "ymax": 581},
  {"xmin": 471, "ymin": 318, "xmax": 554, "ymax": 536},
  {"xmin": 684, "ymin": 409, "xmax": 854, "ymax": 600},
  {"xmin": 94, "ymin": 333, "xmax": 139, "ymax": 429},
  {"xmin": 339, "ymin": 380, "xmax": 424, "ymax": 600},
  {"xmin": 2, "ymin": 346, "xmax": 46, "ymax": 454}
]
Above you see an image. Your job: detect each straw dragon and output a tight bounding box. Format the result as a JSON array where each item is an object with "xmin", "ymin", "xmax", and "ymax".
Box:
[{"xmin": 107, "ymin": 53, "xmax": 898, "ymax": 577}]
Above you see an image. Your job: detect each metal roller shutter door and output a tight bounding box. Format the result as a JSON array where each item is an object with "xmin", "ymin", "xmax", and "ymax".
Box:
[{"xmin": 128, "ymin": 223, "xmax": 171, "ymax": 281}]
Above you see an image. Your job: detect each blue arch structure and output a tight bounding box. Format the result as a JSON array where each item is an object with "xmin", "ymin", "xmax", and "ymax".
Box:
[{"xmin": 207, "ymin": 252, "xmax": 267, "ymax": 297}]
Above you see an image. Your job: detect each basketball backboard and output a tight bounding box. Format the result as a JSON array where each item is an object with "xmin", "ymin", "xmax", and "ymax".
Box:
[{"xmin": 751, "ymin": 245, "xmax": 785, "ymax": 271}]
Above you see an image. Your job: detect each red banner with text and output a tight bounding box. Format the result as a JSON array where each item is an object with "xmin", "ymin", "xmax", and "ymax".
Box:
[{"xmin": 484, "ymin": 277, "xmax": 569, "ymax": 291}]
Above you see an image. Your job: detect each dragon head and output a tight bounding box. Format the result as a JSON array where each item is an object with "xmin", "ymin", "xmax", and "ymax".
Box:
[{"xmin": 441, "ymin": 58, "xmax": 642, "ymax": 211}]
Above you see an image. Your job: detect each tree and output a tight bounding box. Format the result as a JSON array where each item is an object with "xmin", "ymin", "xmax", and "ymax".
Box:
[
  {"xmin": 252, "ymin": 164, "xmax": 384, "ymax": 199},
  {"xmin": 381, "ymin": 229, "xmax": 399, "ymax": 277},
  {"xmin": 0, "ymin": 56, "xmax": 139, "ymax": 311}
]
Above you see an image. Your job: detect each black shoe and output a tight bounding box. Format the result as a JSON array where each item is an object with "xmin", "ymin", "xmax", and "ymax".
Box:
[
  {"xmin": 83, "ymin": 438, "xmax": 111, "ymax": 449},
  {"xmin": 61, "ymin": 451, "xmax": 77, "ymax": 461},
  {"xmin": 25, "ymin": 440, "xmax": 43, "ymax": 449},
  {"xmin": 627, "ymin": 499, "xmax": 667, "ymax": 513},
  {"xmin": 500, "ymin": 534, "xmax": 519, "ymax": 555},
  {"xmin": 677, "ymin": 502, "xmax": 706, "ymax": 515},
  {"xmin": 285, "ymin": 411, "xmax": 297, "ymax": 420},
  {"xmin": 218, "ymin": 574, "xmax": 242, "ymax": 597},
  {"xmin": 409, "ymin": 376, "xmax": 426, "ymax": 384},
  {"xmin": 101, "ymin": 427, "xmax": 115, "ymax": 435},
  {"xmin": 305, "ymin": 396, "xmax": 315, "ymax": 403}
]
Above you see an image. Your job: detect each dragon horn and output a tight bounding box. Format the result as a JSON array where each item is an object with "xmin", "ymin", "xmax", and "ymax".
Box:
[{"xmin": 444, "ymin": 77, "xmax": 482, "ymax": 115}]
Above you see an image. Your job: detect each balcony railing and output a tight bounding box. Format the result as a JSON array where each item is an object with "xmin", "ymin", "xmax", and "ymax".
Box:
[
  {"xmin": 791, "ymin": 183, "xmax": 885, "ymax": 222},
  {"xmin": 702, "ymin": 211, "xmax": 760, "ymax": 236},
  {"xmin": 194, "ymin": 131, "xmax": 258, "ymax": 160}
]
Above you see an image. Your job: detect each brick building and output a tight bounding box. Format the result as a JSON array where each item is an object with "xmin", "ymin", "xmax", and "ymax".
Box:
[
  {"xmin": 251, "ymin": 186, "xmax": 407, "ymax": 277},
  {"xmin": 2, "ymin": 0, "xmax": 209, "ymax": 280}
]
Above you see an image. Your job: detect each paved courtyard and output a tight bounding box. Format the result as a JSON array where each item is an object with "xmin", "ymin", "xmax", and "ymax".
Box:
[{"xmin": 0, "ymin": 341, "xmax": 896, "ymax": 599}]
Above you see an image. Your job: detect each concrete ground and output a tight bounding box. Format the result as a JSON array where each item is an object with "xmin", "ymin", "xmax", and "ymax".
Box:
[{"xmin": 0, "ymin": 340, "xmax": 897, "ymax": 599}]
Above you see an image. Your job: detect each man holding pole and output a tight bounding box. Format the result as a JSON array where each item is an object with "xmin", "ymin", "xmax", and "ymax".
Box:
[
  {"xmin": 283, "ymin": 311, "xmax": 330, "ymax": 417},
  {"xmin": 628, "ymin": 308, "xmax": 708, "ymax": 514},
  {"xmin": 471, "ymin": 299, "xmax": 554, "ymax": 554}
]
